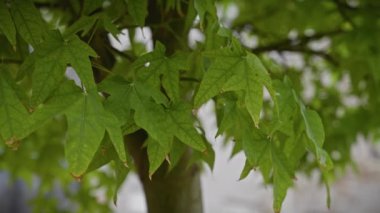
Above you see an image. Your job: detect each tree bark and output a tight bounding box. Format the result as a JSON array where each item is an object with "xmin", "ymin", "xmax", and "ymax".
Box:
[
  {"xmin": 142, "ymin": 155, "xmax": 203, "ymax": 213},
  {"xmin": 125, "ymin": 130, "xmax": 203, "ymax": 213}
]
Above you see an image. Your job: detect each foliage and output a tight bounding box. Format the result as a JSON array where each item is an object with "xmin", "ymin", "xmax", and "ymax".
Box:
[{"xmin": 0, "ymin": 0, "xmax": 380, "ymax": 212}]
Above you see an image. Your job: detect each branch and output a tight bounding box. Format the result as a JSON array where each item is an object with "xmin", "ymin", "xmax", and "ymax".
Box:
[
  {"xmin": 106, "ymin": 45, "xmax": 136, "ymax": 61},
  {"xmin": 332, "ymin": 0, "xmax": 357, "ymax": 28},
  {"xmin": 331, "ymin": 0, "xmax": 357, "ymax": 10},
  {"xmin": 251, "ymin": 29, "xmax": 344, "ymax": 66},
  {"xmin": 0, "ymin": 58, "xmax": 22, "ymax": 64},
  {"xmin": 91, "ymin": 61, "xmax": 113, "ymax": 74},
  {"xmin": 252, "ymin": 29, "xmax": 343, "ymax": 53},
  {"xmin": 34, "ymin": 2, "xmax": 63, "ymax": 9},
  {"xmin": 180, "ymin": 77, "xmax": 200, "ymax": 83},
  {"xmin": 270, "ymin": 47, "xmax": 339, "ymax": 66},
  {"xmin": 34, "ymin": 2, "xmax": 78, "ymax": 24}
]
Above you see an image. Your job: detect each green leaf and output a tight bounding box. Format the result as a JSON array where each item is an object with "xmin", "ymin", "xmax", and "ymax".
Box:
[
  {"xmin": 64, "ymin": 35, "xmax": 98, "ymax": 90},
  {"xmin": 229, "ymin": 78, "xmax": 315, "ymax": 212},
  {"xmin": 126, "ymin": 0, "xmax": 147, "ymax": 26},
  {"xmin": 85, "ymin": 138, "xmax": 118, "ymax": 174},
  {"xmin": 283, "ymin": 135, "xmax": 306, "ymax": 172},
  {"xmin": 169, "ymin": 140, "xmax": 186, "ymax": 169},
  {"xmin": 101, "ymin": 14, "xmax": 120, "ymax": 38},
  {"xmin": 98, "ymin": 76, "xmax": 134, "ymax": 125},
  {"xmin": 166, "ymin": 103, "xmax": 206, "ymax": 151},
  {"xmin": 131, "ymin": 87, "xmax": 205, "ymax": 151},
  {"xmin": 113, "ymin": 158, "xmax": 129, "ymax": 204},
  {"xmin": 132, "ymin": 93, "xmax": 174, "ymax": 146},
  {"xmin": 239, "ymin": 160, "xmax": 253, "ymax": 180},
  {"xmin": 133, "ymin": 42, "xmax": 188, "ymax": 102},
  {"xmin": 82, "ymin": 0, "xmax": 103, "ymax": 15},
  {"xmin": 30, "ymin": 80, "xmax": 82, "ymax": 132},
  {"xmin": 31, "ymin": 31, "xmax": 97, "ymax": 106},
  {"xmin": 0, "ymin": 68, "xmax": 30, "ymax": 142},
  {"xmin": 194, "ymin": 0, "xmax": 217, "ymax": 28},
  {"xmin": 195, "ymin": 44, "xmax": 244, "ymax": 107},
  {"xmin": 101, "ymin": 110, "xmax": 128, "ymax": 163},
  {"xmin": 134, "ymin": 79, "xmax": 169, "ymax": 105},
  {"xmin": 64, "ymin": 15, "xmax": 98, "ymax": 37},
  {"xmin": 93, "ymin": 80, "xmax": 131, "ymax": 163},
  {"xmin": 65, "ymin": 89, "xmax": 128, "ymax": 176},
  {"xmin": 195, "ymin": 41, "xmax": 274, "ymax": 126},
  {"xmin": 17, "ymin": 53, "xmax": 35, "ymax": 80},
  {"xmin": 258, "ymin": 144, "xmax": 272, "ymax": 184},
  {"xmin": 65, "ymin": 92, "xmax": 106, "ymax": 177},
  {"xmin": 242, "ymin": 128, "xmax": 271, "ymax": 168},
  {"xmin": 99, "ymin": 77, "xmax": 173, "ymax": 144},
  {"xmin": 301, "ymin": 108, "xmax": 325, "ymax": 147},
  {"xmin": 271, "ymin": 80, "xmax": 298, "ymax": 135},
  {"xmin": 229, "ymin": 94, "xmax": 294, "ymax": 211},
  {"xmin": 10, "ymin": 0, "xmax": 47, "ymax": 46},
  {"xmin": 31, "ymin": 32, "xmax": 68, "ymax": 106},
  {"xmin": 147, "ymin": 137, "xmax": 171, "ymax": 176},
  {"xmin": 296, "ymin": 95, "xmax": 332, "ymax": 170},
  {"xmin": 0, "ymin": 0, "xmax": 16, "ymax": 46},
  {"xmin": 216, "ymin": 94, "xmax": 241, "ymax": 137},
  {"xmin": 191, "ymin": 137, "xmax": 215, "ymax": 171},
  {"xmin": 271, "ymin": 144, "xmax": 293, "ymax": 213},
  {"xmin": 244, "ymin": 54, "xmax": 274, "ymax": 126}
]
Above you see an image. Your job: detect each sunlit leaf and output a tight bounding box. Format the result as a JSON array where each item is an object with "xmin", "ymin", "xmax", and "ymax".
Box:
[
  {"xmin": 65, "ymin": 92, "xmax": 106, "ymax": 177},
  {"xmin": 195, "ymin": 40, "xmax": 274, "ymax": 126}
]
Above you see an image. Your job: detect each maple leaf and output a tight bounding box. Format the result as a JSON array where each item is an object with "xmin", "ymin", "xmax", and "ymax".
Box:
[
  {"xmin": 195, "ymin": 39, "xmax": 275, "ymax": 126},
  {"xmin": 147, "ymin": 137, "xmax": 172, "ymax": 176},
  {"xmin": 0, "ymin": 1, "xmax": 16, "ymax": 46},
  {"xmin": 9, "ymin": 0, "xmax": 47, "ymax": 46},
  {"xmin": 127, "ymin": 0, "xmax": 148, "ymax": 26},
  {"xmin": 0, "ymin": 69, "xmax": 30, "ymax": 142},
  {"xmin": 31, "ymin": 31, "xmax": 97, "ymax": 106},
  {"xmin": 133, "ymin": 42, "xmax": 189, "ymax": 102},
  {"xmin": 65, "ymin": 91, "xmax": 127, "ymax": 176}
]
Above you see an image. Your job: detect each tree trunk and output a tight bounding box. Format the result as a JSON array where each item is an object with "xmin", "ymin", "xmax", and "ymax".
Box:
[
  {"xmin": 142, "ymin": 155, "xmax": 203, "ymax": 213},
  {"xmin": 126, "ymin": 131, "xmax": 203, "ymax": 213}
]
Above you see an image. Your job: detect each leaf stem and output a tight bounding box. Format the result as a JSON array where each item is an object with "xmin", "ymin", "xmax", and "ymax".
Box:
[
  {"xmin": 180, "ymin": 77, "xmax": 200, "ymax": 83},
  {"xmin": 0, "ymin": 58, "xmax": 22, "ymax": 64}
]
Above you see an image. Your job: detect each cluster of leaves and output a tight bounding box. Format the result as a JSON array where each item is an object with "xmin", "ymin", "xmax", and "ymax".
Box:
[
  {"xmin": 1, "ymin": 0, "xmax": 380, "ymax": 212},
  {"xmin": 234, "ymin": 0, "xmax": 380, "ymax": 169}
]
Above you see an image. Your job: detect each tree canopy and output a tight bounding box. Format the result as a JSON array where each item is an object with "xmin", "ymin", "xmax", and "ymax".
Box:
[{"xmin": 0, "ymin": 0, "xmax": 380, "ymax": 212}]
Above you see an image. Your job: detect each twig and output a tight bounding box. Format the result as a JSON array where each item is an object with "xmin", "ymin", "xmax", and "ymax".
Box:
[
  {"xmin": 252, "ymin": 29, "xmax": 343, "ymax": 53},
  {"xmin": 332, "ymin": 0, "xmax": 357, "ymax": 28},
  {"xmin": 180, "ymin": 77, "xmax": 200, "ymax": 83},
  {"xmin": 106, "ymin": 45, "xmax": 136, "ymax": 61},
  {"xmin": 0, "ymin": 58, "xmax": 22, "ymax": 64},
  {"xmin": 251, "ymin": 29, "xmax": 344, "ymax": 66},
  {"xmin": 91, "ymin": 62, "xmax": 113, "ymax": 74},
  {"xmin": 272, "ymin": 47, "xmax": 339, "ymax": 66}
]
